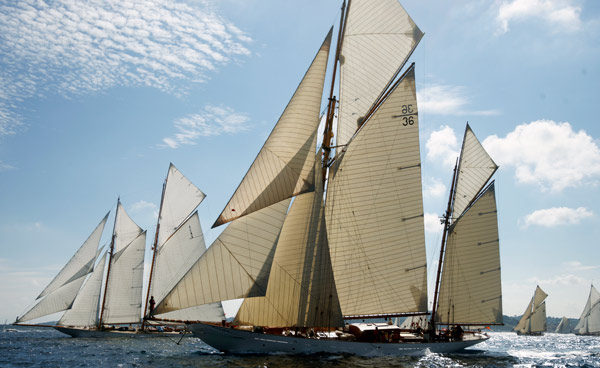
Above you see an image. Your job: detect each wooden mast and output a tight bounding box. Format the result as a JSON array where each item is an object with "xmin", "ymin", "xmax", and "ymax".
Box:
[
  {"xmin": 430, "ymin": 161, "xmax": 458, "ymax": 335},
  {"xmin": 321, "ymin": 0, "xmax": 349, "ymax": 186},
  {"xmin": 142, "ymin": 169, "xmax": 168, "ymax": 327},
  {"xmin": 98, "ymin": 197, "xmax": 120, "ymax": 328}
]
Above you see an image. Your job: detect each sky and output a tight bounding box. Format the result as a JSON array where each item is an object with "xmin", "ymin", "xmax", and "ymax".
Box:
[{"xmin": 1, "ymin": 0, "xmax": 599, "ymax": 324}]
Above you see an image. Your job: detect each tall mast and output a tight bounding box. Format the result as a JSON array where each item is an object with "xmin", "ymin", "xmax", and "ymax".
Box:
[
  {"xmin": 142, "ymin": 172, "xmax": 168, "ymax": 326},
  {"xmin": 321, "ymin": 0, "xmax": 349, "ymax": 186},
  {"xmin": 98, "ymin": 197, "xmax": 120, "ymax": 328},
  {"xmin": 430, "ymin": 161, "xmax": 458, "ymax": 334}
]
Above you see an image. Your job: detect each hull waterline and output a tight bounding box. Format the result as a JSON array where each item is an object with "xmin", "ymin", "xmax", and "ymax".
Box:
[{"xmin": 190, "ymin": 323, "xmax": 489, "ymax": 356}]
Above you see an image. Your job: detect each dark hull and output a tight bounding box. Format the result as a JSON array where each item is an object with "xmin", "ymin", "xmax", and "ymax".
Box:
[{"xmin": 190, "ymin": 323, "xmax": 489, "ymax": 356}]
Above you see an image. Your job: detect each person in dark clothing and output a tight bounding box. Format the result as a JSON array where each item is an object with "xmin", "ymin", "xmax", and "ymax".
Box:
[{"xmin": 149, "ymin": 296, "xmax": 156, "ymax": 314}]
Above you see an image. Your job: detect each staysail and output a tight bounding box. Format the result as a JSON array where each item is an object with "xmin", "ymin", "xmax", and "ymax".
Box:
[
  {"xmin": 153, "ymin": 199, "xmax": 291, "ymax": 314},
  {"xmin": 17, "ymin": 214, "xmax": 108, "ymax": 323},
  {"xmin": 37, "ymin": 213, "xmax": 108, "ymax": 299},
  {"xmin": 325, "ymin": 65, "xmax": 428, "ymax": 317},
  {"xmin": 212, "ymin": 29, "xmax": 333, "ymax": 227},
  {"xmin": 336, "ymin": 0, "xmax": 423, "ymax": 147},
  {"xmin": 59, "ymin": 252, "xmax": 108, "ymax": 327},
  {"xmin": 235, "ymin": 155, "xmax": 343, "ymax": 328}
]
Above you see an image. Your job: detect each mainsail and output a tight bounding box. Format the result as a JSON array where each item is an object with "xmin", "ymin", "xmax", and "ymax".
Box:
[
  {"xmin": 514, "ymin": 286, "xmax": 547, "ymax": 334},
  {"xmin": 16, "ymin": 215, "xmax": 108, "ymax": 323},
  {"xmin": 555, "ymin": 316, "xmax": 571, "ymax": 333},
  {"xmin": 326, "ymin": 65, "xmax": 428, "ymax": 317},
  {"xmin": 574, "ymin": 285, "xmax": 600, "ymax": 335},
  {"xmin": 433, "ymin": 124, "xmax": 502, "ymax": 327}
]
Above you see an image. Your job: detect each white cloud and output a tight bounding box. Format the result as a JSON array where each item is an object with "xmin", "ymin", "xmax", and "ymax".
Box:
[
  {"xmin": 424, "ymin": 212, "xmax": 443, "ymax": 235},
  {"xmin": 529, "ymin": 273, "xmax": 586, "ymax": 286},
  {"xmin": 0, "ymin": 160, "xmax": 15, "ymax": 172},
  {"xmin": 426, "ymin": 125, "xmax": 459, "ymax": 167},
  {"xmin": 423, "ymin": 177, "xmax": 447, "ymax": 199},
  {"xmin": 563, "ymin": 261, "xmax": 600, "ymax": 271},
  {"xmin": 0, "ymin": 0, "xmax": 252, "ymax": 137},
  {"xmin": 483, "ymin": 120, "xmax": 600, "ymax": 192},
  {"xmin": 522, "ymin": 206, "xmax": 593, "ymax": 227},
  {"xmin": 417, "ymin": 85, "xmax": 499, "ymax": 116},
  {"xmin": 497, "ymin": 0, "xmax": 582, "ymax": 34},
  {"xmin": 162, "ymin": 105, "xmax": 250, "ymax": 148}
]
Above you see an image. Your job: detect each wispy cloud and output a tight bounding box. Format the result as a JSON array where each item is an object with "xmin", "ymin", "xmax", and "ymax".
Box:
[
  {"xmin": 0, "ymin": 0, "xmax": 252, "ymax": 137},
  {"xmin": 417, "ymin": 85, "xmax": 499, "ymax": 116},
  {"xmin": 496, "ymin": 0, "xmax": 582, "ymax": 34},
  {"xmin": 522, "ymin": 206, "xmax": 593, "ymax": 228},
  {"xmin": 162, "ymin": 105, "xmax": 250, "ymax": 148},
  {"xmin": 0, "ymin": 160, "xmax": 15, "ymax": 172},
  {"xmin": 426, "ymin": 125, "xmax": 459, "ymax": 167},
  {"xmin": 529, "ymin": 273, "xmax": 586, "ymax": 286},
  {"xmin": 563, "ymin": 261, "xmax": 600, "ymax": 271},
  {"xmin": 483, "ymin": 120, "xmax": 600, "ymax": 192}
]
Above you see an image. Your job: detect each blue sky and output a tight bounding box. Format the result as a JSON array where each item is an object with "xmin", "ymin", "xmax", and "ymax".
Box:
[{"xmin": 1, "ymin": 0, "xmax": 599, "ymax": 324}]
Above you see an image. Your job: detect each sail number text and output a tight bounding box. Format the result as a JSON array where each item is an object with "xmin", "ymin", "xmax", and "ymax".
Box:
[{"xmin": 392, "ymin": 105, "xmax": 417, "ymax": 126}]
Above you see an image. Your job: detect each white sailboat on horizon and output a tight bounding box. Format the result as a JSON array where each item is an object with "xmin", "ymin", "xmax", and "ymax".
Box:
[
  {"xmin": 514, "ymin": 285, "xmax": 547, "ymax": 336},
  {"xmin": 573, "ymin": 284, "xmax": 600, "ymax": 335}
]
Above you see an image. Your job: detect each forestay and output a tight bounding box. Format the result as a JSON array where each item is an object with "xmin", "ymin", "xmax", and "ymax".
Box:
[
  {"xmin": 337, "ymin": 0, "xmax": 423, "ymax": 147},
  {"xmin": 436, "ymin": 184, "xmax": 502, "ymax": 325},
  {"xmin": 212, "ymin": 30, "xmax": 333, "ymax": 227},
  {"xmin": 326, "ymin": 66, "xmax": 428, "ymax": 317}
]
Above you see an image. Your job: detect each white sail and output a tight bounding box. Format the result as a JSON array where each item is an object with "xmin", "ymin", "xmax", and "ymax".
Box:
[
  {"xmin": 37, "ymin": 213, "xmax": 109, "ymax": 299},
  {"xmin": 102, "ymin": 231, "xmax": 146, "ymax": 324},
  {"xmin": 149, "ymin": 212, "xmax": 206, "ymax": 306},
  {"xmin": 154, "ymin": 199, "xmax": 291, "ymax": 314},
  {"xmin": 530, "ymin": 302, "xmax": 547, "ymax": 333},
  {"xmin": 158, "ymin": 164, "xmax": 206, "ymax": 247},
  {"xmin": 17, "ymin": 274, "xmax": 89, "ymax": 323},
  {"xmin": 337, "ymin": 0, "xmax": 423, "ymax": 147},
  {"xmin": 452, "ymin": 124, "xmax": 498, "ymax": 221},
  {"xmin": 514, "ymin": 286, "xmax": 547, "ymax": 334},
  {"xmin": 156, "ymin": 303, "xmax": 225, "ymax": 323},
  {"xmin": 235, "ymin": 183, "xmax": 343, "ymax": 327},
  {"xmin": 59, "ymin": 252, "xmax": 108, "ymax": 327},
  {"xmin": 555, "ymin": 316, "xmax": 570, "ymax": 333},
  {"xmin": 114, "ymin": 202, "xmax": 143, "ymax": 253},
  {"xmin": 574, "ymin": 285, "xmax": 600, "ymax": 334},
  {"xmin": 212, "ymin": 30, "xmax": 332, "ymax": 227},
  {"xmin": 326, "ymin": 66, "xmax": 427, "ymax": 317},
  {"xmin": 436, "ymin": 183, "xmax": 502, "ymax": 325}
]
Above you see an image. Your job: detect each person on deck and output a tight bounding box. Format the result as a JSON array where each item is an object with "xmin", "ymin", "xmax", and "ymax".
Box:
[{"xmin": 149, "ymin": 296, "xmax": 156, "ymax": 315}]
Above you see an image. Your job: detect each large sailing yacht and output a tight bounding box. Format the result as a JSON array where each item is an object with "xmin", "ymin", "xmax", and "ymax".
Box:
[
  {"xmin": 149, "ymin": 0, "xmax": 504, "ymax": 356},
  {"xmin": 573, "ymin": 285, "xmax": 600, "ymax": 335}
]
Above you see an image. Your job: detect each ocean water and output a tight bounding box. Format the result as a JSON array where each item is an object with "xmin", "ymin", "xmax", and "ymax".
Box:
[{"xmin": 1, "ymin": 327, "xmax": 599, "ymax": 367}]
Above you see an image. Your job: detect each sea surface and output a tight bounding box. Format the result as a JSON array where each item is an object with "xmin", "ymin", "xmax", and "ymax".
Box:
[{"xmin": 1, "ymin": 326, "xmax": 599, "ymax": 367}]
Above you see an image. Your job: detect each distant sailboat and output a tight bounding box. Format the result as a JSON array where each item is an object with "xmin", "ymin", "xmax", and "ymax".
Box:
[
  {"xmin": 150, "ymin": 0, "xmax": 503, "ymax": 356},
  {"xmin": 573, "ymin": 285, "xmax": 600, "ymax": 336},
  {"xmin": 554, "ymin": 316, "xmax": 571, "ymax": 334},
  {"xmin": 514, "ymin": 286, "xmax": 547, "ymax": 336}
]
